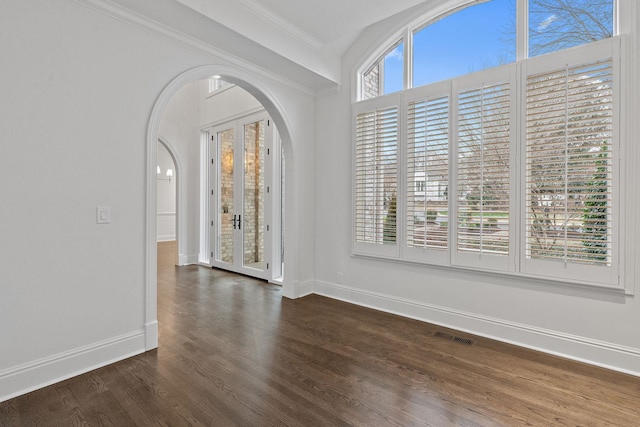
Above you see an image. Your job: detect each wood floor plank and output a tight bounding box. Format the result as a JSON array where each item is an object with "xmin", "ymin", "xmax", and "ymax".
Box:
[{"xmin": 1, "ymin": 241, "xmax": 639, "ymax": 426}]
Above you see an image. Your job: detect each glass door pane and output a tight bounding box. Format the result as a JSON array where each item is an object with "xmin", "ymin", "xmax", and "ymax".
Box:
[
  {"xmin": 243, "ymin": 121, "xmax": 265, "ymax": 270},
  {"xmin": 217, "ymin": 128, "xmax": 234, "ymax": 264}
]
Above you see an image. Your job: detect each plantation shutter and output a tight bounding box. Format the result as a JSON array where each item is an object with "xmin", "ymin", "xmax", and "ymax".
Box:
[
  {"xmin": 525, "ymin": 59, "xmax": 614, "ymax": 266},
  {"xmin": 406, "ymin": 94, "xmax": 449, "ymax": 253},
  {"xmin": 354, "ymin": 98, "xmax": 399, "ymax": 255},
  {"xmin": 457, "ymin": 82, "xmax": 511, "ymax": 259},
  {"xmin": 352, "ymin": 36, "xmax": 620, "ymax": 288}
]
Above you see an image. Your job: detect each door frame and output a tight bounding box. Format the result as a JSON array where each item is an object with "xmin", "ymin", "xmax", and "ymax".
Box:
[{"xmin": 202, "ymin": 110, "xmax": 283, "ymax": 281}]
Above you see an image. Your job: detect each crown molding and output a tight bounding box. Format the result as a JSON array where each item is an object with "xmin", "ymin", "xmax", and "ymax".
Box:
[
  {"xmin": 236, "ymin": 0, "xmax": 324, "ymax": 49},
  {"xmin": 71, "ymin": 0, "xmax": 322, "ymax": 95}
]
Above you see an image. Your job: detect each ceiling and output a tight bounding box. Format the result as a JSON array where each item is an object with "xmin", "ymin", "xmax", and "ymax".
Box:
[
  {"xmin": 166, "ymin": 0, "xmax": 433, "ymax": 88},
  {"xmin": 113, "ymin": 0, "xmax": 441, "ymax": 90},
  {"xmin": 174, "ymin": 0, "xmax": 428, "ymax": 49}
]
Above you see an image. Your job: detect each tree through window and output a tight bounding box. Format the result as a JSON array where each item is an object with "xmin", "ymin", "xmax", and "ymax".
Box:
[{"xmin": 529, "ymin": 0, "xmax": 614, "ymax": 56}]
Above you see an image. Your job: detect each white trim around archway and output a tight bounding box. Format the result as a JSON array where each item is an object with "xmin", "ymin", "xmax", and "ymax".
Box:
[{"xmin": 144, "ymin": 65, "xmax": 297, "ymax": 350}]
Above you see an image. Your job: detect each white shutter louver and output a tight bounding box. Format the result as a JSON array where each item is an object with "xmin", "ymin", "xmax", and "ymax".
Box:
[
  {"xmin": 525, "ymin": 59, "xmax": 613, "ymax": 267},
  {"xmin": 407, "ymin": 96, "xmax": 449, "ymax": 250},
  {"xmin": 457, "ymin": 83, "xmax": 511, "ymax": 255},
  {"xmin": 355, "ymin": 106, "xmax": 398, "ymax": 245}
]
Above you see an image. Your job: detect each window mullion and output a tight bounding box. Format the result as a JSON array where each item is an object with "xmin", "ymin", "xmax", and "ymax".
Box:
[
  {"xmin": 563, "ymin": 64, "xmax": 569, "ymax": 265},
  {"xmin": 517, "ymin": 0, "xmax": 528, "ymax": 61},
  {"xmin": 405, "ymin": 28, "xmax": 413, "ymax": 90},
  {"xmin": 514, "ymin": 62, "xmax": 524, "ymax": 273},
  {"xmin": 480, "ymin": 88, "xmax": 485, "ymax": 254},
  {"xmin": 449, "ymin": 80, "xmax": 459, "ymax": 266},
  {"xmin": 397, "ymin": 94, "xmax": 407, "ymax": 256}
]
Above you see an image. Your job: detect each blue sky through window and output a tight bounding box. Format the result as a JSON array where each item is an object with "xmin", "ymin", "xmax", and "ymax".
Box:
[
  {"xmin": 383, "ymin": 42, "xmax": 404, "ymax": 95},
  {"xmin": 381, "ymin": 0, "xmax": 613, "ymax": 93},
  {"xmin": 412, "ymin": 0, "xmax": 515, "ymax": 88}
]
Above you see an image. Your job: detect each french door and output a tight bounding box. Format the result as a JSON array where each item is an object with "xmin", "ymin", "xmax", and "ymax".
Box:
[{"xmin": 210, "ymin": 113, "xmax": 273, "ymax": 279}]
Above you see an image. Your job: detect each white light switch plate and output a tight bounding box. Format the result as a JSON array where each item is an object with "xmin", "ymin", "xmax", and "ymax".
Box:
[{"xmin": 97, "ymin": 206, "xmax": 111, "ymax": 224}]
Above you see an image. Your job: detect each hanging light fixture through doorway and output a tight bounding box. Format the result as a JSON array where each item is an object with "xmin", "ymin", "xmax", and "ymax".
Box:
[{"xmin": 157, "ymin": 166, "xmax": 173, "ymax": 182}]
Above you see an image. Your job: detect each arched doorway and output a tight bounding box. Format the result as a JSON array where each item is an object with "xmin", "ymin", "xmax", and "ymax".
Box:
[
  {"xmin": 144, "ymin": 66, "xmax": 295, "ymax": 350},
  {"xmin": 157, "ymin": 139, "xmax": 179, "ymax": 267}
]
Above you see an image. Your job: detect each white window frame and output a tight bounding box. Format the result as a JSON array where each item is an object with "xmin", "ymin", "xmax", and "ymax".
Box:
[
  {"xmin": 353, "ymin": 92, "xmax": 403, "ymax": 259},
  {"xmin": 519, "ymin": 38, "xmax": 621, "ymax": 287},
  {"xmin": 403, "ymin": 80, "xmax": 450, "ymax": 265},
  {"xmin": 451, "ymin": 64, "xmax": 518, "ymax": 273},
  {"xmin": 357, "ymin": 0, "xmax": 620, "ymax": 97},
  {"xmin": 352, "ymin": 0, "xmax": 633, "ymax": 292}
]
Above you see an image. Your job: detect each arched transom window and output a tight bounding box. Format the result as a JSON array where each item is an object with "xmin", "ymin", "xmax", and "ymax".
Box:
[{"xmin": 361, "ymin": 0, "xmax": 615, "ymax": 99}]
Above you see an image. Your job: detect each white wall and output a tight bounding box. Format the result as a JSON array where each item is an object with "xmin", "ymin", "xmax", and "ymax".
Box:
[
  {"xmin": 313, "ymin": 3, "xmax": 640, "ymax": 375},
  {"xmin": 0, "ymin": 0, "xmax": 316, "ymax": 402},
  {"xmin": 199, "ymin": 82, "xmax": 264, "ymax": 126}
]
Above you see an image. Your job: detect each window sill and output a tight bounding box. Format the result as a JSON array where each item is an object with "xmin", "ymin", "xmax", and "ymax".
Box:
[{"xmin": 351, "ymin": 250, "xmax": 630, "ymax": 296}]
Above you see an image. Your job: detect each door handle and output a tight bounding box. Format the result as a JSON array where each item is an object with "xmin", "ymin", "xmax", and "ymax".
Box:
[
  {"xmin": 232, "ymin": 214, "xmax": 237, "ymax": 229},
  {"xmin": 238, "ymin": 214, "xmax": 241, "ymax": 230}
]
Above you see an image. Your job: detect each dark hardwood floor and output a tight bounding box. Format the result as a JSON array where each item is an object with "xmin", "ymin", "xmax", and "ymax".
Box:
[{"xmin": 2, "ymin": 241, "xmax": 640, "ymax": 426}]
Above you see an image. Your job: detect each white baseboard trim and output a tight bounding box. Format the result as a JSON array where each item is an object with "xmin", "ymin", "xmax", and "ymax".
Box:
[
  {"xmin": 178, "ymin": 254, "xmax": 199, "ymax": 266},
  {"xmin": 145, "ymin": 321, "xmax": 158, "ymax": 350},
  {"xmin": 313, "ymin": 280, "xmax": 640, "ymax": 378},
  {"xmin": 283, "ymin": 280, "xmax": 314, "ymax": 299},
  {"xmin": 157, "ymin": 235, "xmax": 176, "ymax": 242},
  {"xmin": 0, "ymin": 330, "xmax": 146, "ymax": 403}
]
